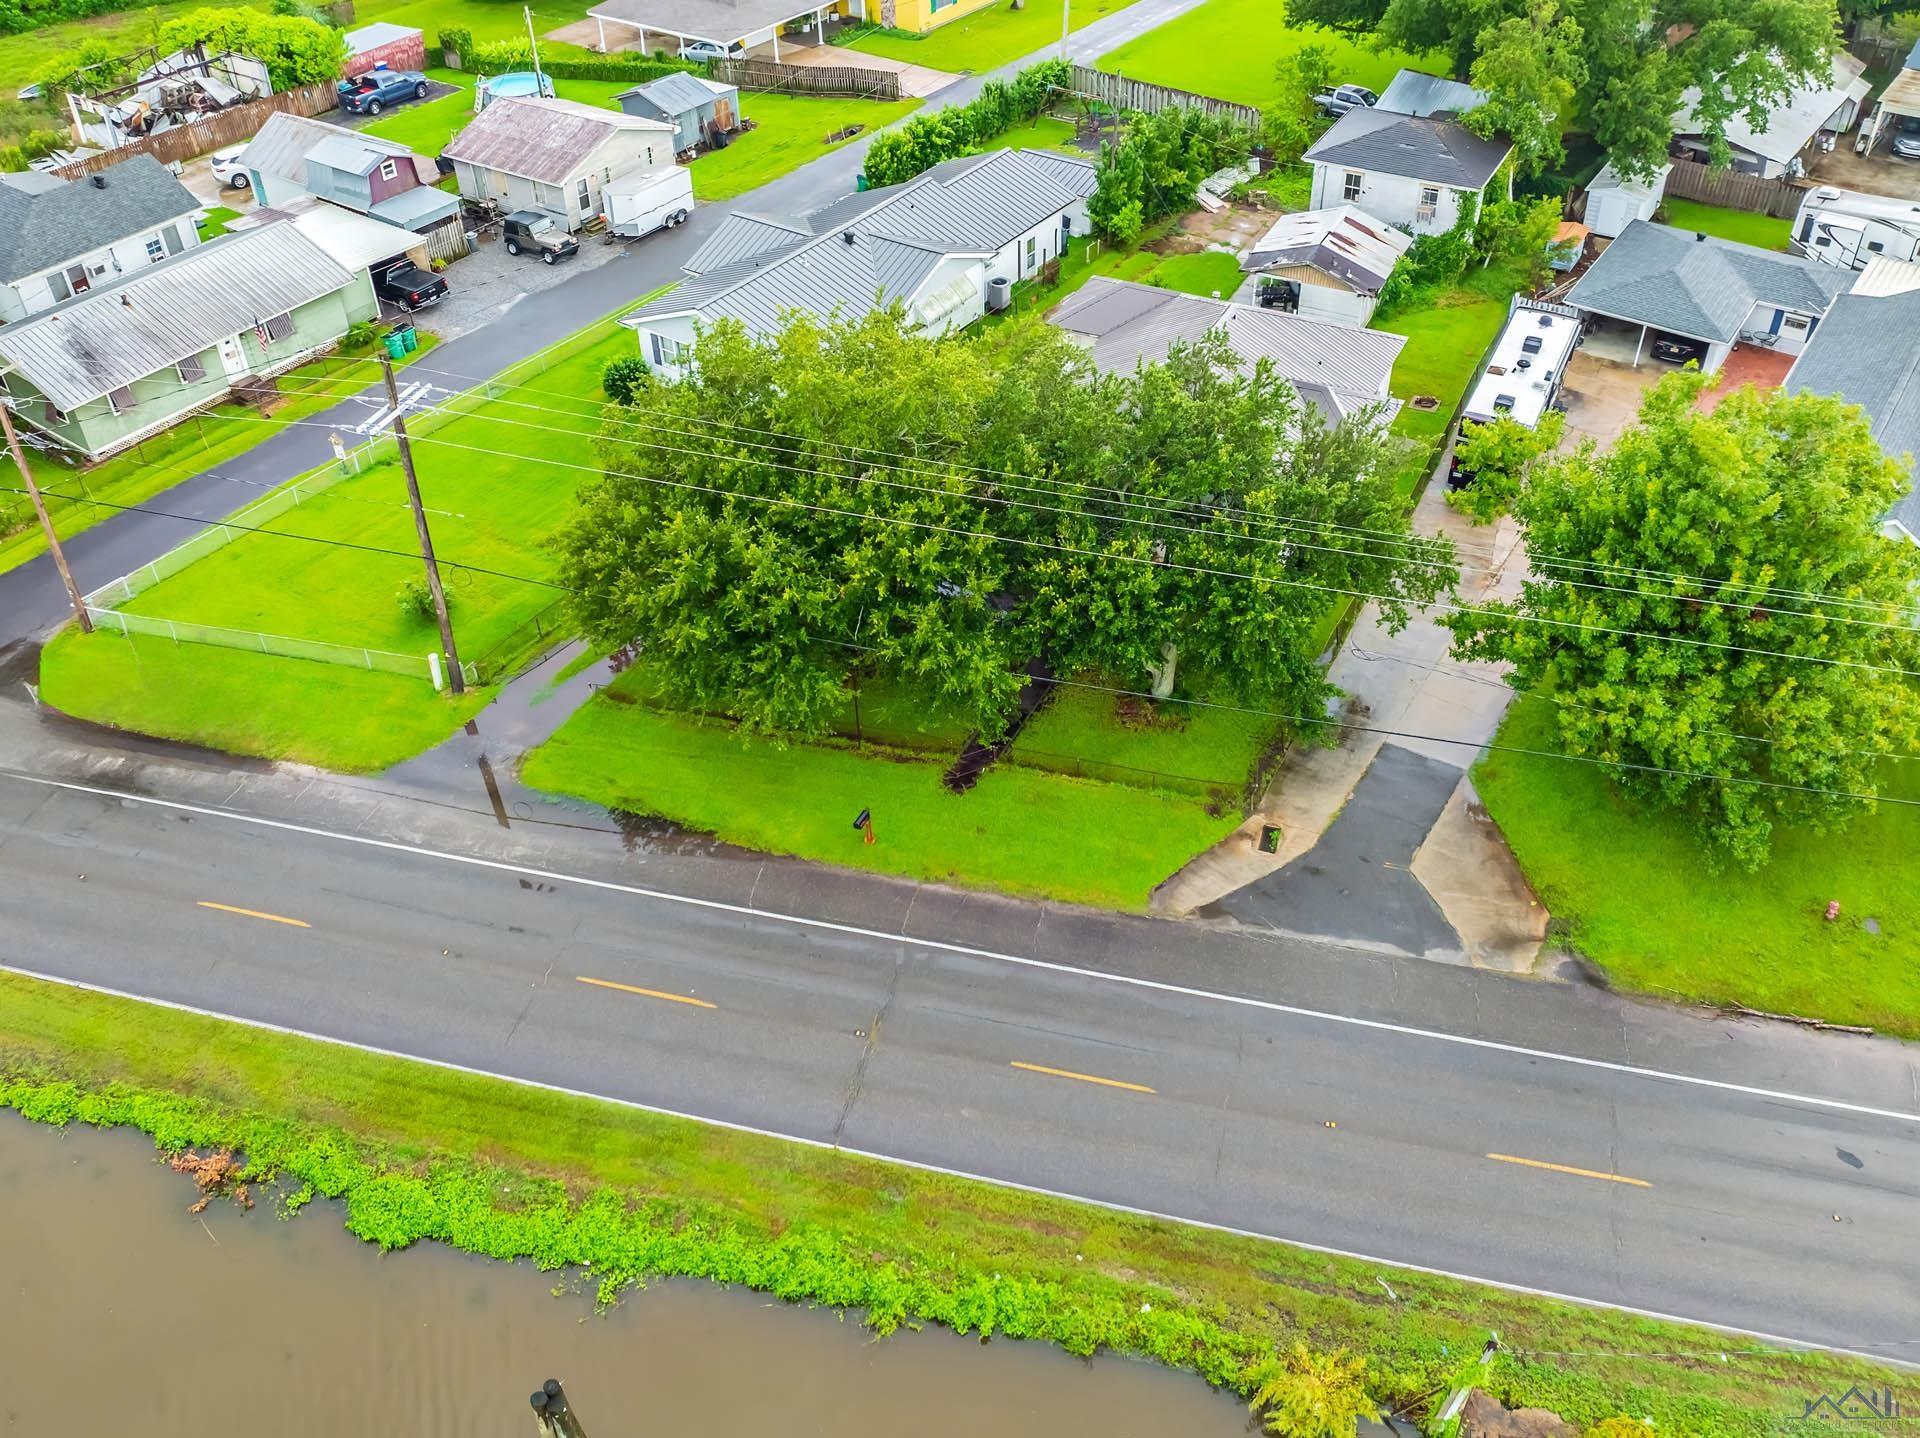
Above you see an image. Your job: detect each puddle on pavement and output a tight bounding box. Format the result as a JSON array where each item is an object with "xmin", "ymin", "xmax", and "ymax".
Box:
[{"xmin": 0, "ymin": 1112, "xmax": 1245, "ymax": 1436}]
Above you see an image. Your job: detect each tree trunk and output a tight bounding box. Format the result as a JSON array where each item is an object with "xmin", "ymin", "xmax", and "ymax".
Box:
[{"xmin": 1145, "ymin": 643, "xmax": 1177, "ymax": 701}]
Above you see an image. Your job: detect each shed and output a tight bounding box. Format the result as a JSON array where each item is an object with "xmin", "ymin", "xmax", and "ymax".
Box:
[
  {"xmin": 344, "ymin": 22, "xmax": 426, "ymax": 78},
  {"xmin": 1583, "ymin": 161, "xmax": 1666, "ymax": 238},
  {"xmin": 615, "ymin": 72, "xmax": 740, "ymax": 153}
]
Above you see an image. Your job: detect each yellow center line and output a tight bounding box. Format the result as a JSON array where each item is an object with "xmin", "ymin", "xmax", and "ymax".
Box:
[
  {"xmin": 1010, "ymin": 1060, "xmax": 1156, "ymax": 1094},
  {"xmin": 197, "ymin": 901, "xmax": 310, "ymax": 929},
  {"xmin": 1486, "ymin": 1153, "xmax": 1652, "ymax": 1188},
  {"xmin": 576, "ymin": 975, "xmax": 716, "ymax": 1009}
]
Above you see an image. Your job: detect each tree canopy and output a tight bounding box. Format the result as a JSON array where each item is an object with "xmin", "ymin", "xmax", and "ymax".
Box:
[
  {"xmin": 1284, "ymin": 0, "xmax": 1840, "ymax": 178},
  {"xmin": 1445, "ymin": 372, "xmax": 1920, "ymax": 868},
  {"xmin": 556, "ymin": 309, "xmax": 1453, "ymax": 742}
]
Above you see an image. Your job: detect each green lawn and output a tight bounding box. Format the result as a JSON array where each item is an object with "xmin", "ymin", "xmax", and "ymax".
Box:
[
  {"xmin": 362, "ymin": 72, "xmax": 637, "ymax": 156},
  {"xmin": 690, "ymin": 93, "xmax": 921, "ymax": 200},
  {"xmin": 845, "ymin": 0, "xmax": 1131, "ymax": 73},
  {"xmin": 0, "ymin": 970, "xmax": 1902, "ymax": 1438},
  {"xmin": 522, "ymin": 670, "xmax": 1240, "ymax": 910},
  {"xmin": 0, "ymin": 335, "xmax": 438, "ymax": 578},
  {"xmin": 985, "ymin": 222, "xmax": 1249, "ymax": 325},
  {"xmin": 1096, "ymin": 0, "xmax": 1435, "ymax": 109},
  {"xmin": 1376, "ymin": 290, "xmax": 1509, "ymax": 448},
  {"xmin": 1657, "ymin": 199, "xmax": 1792, "ymax": 252},
  {"xmin": 196, "ymin": 205, "xmax": 242, "ymax": 238},
  {"xmin": 1007, "ymin": 683, "xmax": 1276, "ymax": 799},
  {"xmin": 987, "ymin": 114, "xmax": 1080, "ymax": 153},
  {"xmin": 1477, "ymin": 695, "xmax": 1920, "ymax": 1036}
]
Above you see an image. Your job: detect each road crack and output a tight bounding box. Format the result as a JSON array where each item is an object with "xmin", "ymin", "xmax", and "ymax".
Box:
[{"xmin": 832, "ymin": 956, "xmax": 902, "ymax": 1148}]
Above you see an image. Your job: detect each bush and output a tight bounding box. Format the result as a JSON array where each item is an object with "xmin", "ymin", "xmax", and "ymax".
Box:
[
  {"xmin": 396, "ymin": 575, "xmax": 453, "ymax": 623},
  {"xmin": 154, "ymin": 7, "xmax": 348, "ymax": 91},
  {"xmin": 1584, "ymin": 1421, "xmax": 1654, "ymax": 1438},
  {"xmin": 0, "ymin": 128, "xmax": 67, "ymax": 173},
  {"xmin": 861, "ymin": 58, "xmax": 1069, "ymax": 188},
  {"xmin": 458, "ymin": 41, "xmax": 701, "ymax": 83},
  {"xmin": 436, "ymin": 25, "xmax": 473, "ymax": 64},
  {"xmin": 601, "ymin": 354, "xmax": 651, "ymax": 404},
  {"xmin": 1088, "ymin": 104, "xmax": 1254, "ymax": 241},
  {"xmin": 1245, "ymin": 1345, "xmax": 1374, "ymax": 1438},
  {"xmin": 342, "ymin": 320, "xmax": 380, "ymax": 353}
]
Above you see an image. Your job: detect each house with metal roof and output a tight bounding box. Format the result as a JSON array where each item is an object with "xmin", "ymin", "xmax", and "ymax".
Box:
[
  {"xmin": 1672, "ymin": 53, "xmax": 1870, "ymax": 179},
  {"xmin": 621, "ymin": 148, "xmax": 1096, "ymax": 375},
  {"xmin": 1235, "ymin": 204, "xmax": 1412, "ymax": 325},
  {"xmin": 615, "ymin": 71, "xmax": 742, "ymax": 153},
  {"xmin": 585, "ymin": 0, "xmax": 996, "ymax": 59},
  {"xmin": 1563, "ymin": 219, "xmax": 1854, "ymax": 373},
  {"xmin": 1302, "ymin": 108, "xmax": 1512, "ymax": 236},
  {"xmin": 1784, "ymin": 276, "xmax": 1920, "ymax": 544},
  {"xmin": 1047, "ymin": 276, "xmax": 1407, "ymax": 429},
  {"xmin": 443, "ymin": 96, "xmax": 675, "ymax": 233},
  {"xmin": 241, "ymin": 112, "xmax": 459, "ymax": 236},
  {"xmin": 1375, "ymin": 69, "xmax": 1489, "ymax": 119},
  {"xmin": 0, "ymin": 225, "xmax": 375, "ymax": 460},
  {"xmin": 0, "ymin": 157, "xmax": 202, "ymax": 324}
]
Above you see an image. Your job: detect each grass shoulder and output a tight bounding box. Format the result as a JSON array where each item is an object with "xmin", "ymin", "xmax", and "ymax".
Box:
[{"xmin": 0, "ymin": 967, "xmax": 1899, "ymax": 1437}]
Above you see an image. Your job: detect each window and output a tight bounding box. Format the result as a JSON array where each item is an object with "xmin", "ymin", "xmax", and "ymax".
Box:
[
  {"xmin": 1868, "ymin": 240, "xmax": 1885, "ymax": 253},
  {"xmin": 1342, "ymin": 170, "xmax": 1362, "ymax": 202},
  {"xmin": 45, "ymin": 400, "xmax": 65, "ymax": 426},
  {"xmin": 106, "ymin": 386, "xmax": 134, "ymax": 414},
  {"xmin": 649, "ymin": 333, "xmax": 688, "ymax": 366},
  {"xmin": 379, "ymin": 158, "xmax": 398, "ymax": 181},
  {"xmin": 145, "ymin": 236, "xmax": 166, "ymax": 264},
  {"xmin": 577, "ymin": 176, "xmax": 593, "ymax": 212},
  {"xmin": 264, "ymin": 312, "xmax": 294, "ymax": 342},
  {"xmin": 537, "ymin": 182, "xmax": 568, "ymax": 213},
  {"xmin": 1416, "ymin": 185, "xmax": 1440, "ymax": 223},
  {"xmin": 1023, "ymin": 234, "xmax": 1037, "ymax": 273},
  {"xmin": 177, "ymin": 353, "xmax": 207, "ymax": 383}
]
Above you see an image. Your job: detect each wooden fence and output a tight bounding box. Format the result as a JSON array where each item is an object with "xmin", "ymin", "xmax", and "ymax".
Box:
[
  {"xmin": 711, "ymin": 57, "xmax": 900, "ymax": 100},
  {"xmin": 1066, "ymin": 65, "xmax": 1261, "ymax": 130},
  {"xmin": 52, "ymin": 82, "xmax": 340, "ymax": 179},
  {"xmin": 1661, "ymin": 157, "xmax": 1809, "ymax": 219}
]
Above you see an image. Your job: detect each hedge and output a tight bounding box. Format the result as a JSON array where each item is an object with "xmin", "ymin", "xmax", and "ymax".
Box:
[
  {"xmin": 861, "ymin": 58, "xmax": 1068, "ymax": 188},
  {"xmin": 442, "ymin": 34, "xmax": 706, "ymax": 84},
  {"xmin": 0, "ymin": 0, "xmax": 131, "ymax": 37}
]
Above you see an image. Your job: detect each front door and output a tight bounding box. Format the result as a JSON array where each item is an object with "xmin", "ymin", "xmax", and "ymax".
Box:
[{"xmin": 217, "ymin": 335, "xmax": 248, "ymax": 378}]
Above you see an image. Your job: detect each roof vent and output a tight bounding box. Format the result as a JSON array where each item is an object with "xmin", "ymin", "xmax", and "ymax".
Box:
[
  {"xmin": 1695, "ymin": 231, "xmax": 1707, "ymax": 242},
  {"xmin": 842, "ymin": 229, "xmax": 855, "ymax": 245},
  {"xmin": 1493, "ymin": 394, "xmax": 1516, "ymax": 412},
  {"xmin": 1514, "ymin": 356, "xmax": 1532, "ymax": 371},
  {"xmin": 1537, "ymin": 312, "xmax": 1552, "ymax": 326},
  {"xmin": 91, "ymin": 174, "xmax": 106, "ymax": 189},
  {"xmin": 1521, "ymin": 334, "xmax": 1543, "ymax": 354}
]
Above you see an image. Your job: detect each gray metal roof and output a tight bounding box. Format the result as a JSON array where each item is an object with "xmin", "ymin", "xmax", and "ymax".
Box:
[
  {"xmin": 0, "ymin": 156, "xmax": 200, "ymax": 284},
  {"xmin": 1784, "ymin": 287, "xmax": 1920, "ymax": 537},
  {"xmin": 443, "ymin": 96, "xmax": 671, "ymax": 183},
  {"xmin": 627, "ymin": 148, "xmax": 1096, "ymax": 333},
  {"xmin": 1303, "ymin": 107, "xmax": 1511, "ymax": 189},
  {"xmin": 345, "ymin": 21, "xmax": 420, "ymax": 49},
  {"xmin": 0, "ymin": 227, "xmax": 354, "ymax": 410},
  {"xmin": 242, "ymin": 111, "xmax": 417, "ymax": 186},
  {"xmin": 1565, "ymin": 220, "xmax": 1852, "ymax": 342},
  {"xmin": 621, "ymin": 69, "xmax": 732, "ymax": 115},
  {"xmin": 1241, "ymin": 204, "xmax": 1412, "ymax": 295},
  {"xmin": 1376, "ymin": 68, "xmax": 1489, "ymax": 118},
  {"xmin": 370, "ymin": 184, "xmax": 461, "ymax": 229},
  {"xmin": 1673, "ymin": 53, "xmax": 1869, "ymax": 166},
  {"xmin": 587, "ymin": 0, "xmax": 822, "ymax": 43},
  {"xmin": 1048, "ymin": 276, "xmax": 1406, "ymax": 424}
]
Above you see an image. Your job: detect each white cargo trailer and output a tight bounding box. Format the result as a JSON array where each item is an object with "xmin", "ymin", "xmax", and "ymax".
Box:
[{"xmin": 602, "ymin": 166, "xmax": 694, "ymax": 239}]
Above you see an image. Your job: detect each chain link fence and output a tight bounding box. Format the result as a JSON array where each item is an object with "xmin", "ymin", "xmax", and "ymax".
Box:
[{"xmin": 85, "ymin": 606, "xmax": 479, "ymax": 686}]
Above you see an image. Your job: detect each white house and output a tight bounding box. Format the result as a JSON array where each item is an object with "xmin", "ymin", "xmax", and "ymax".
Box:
[
  {"xmin": 0, "ymin": 157, "xmax": 202, "ymax": 323},
  {"xmin": 1234, "ymin": 204, "xmax": 1411, "ymax": 326},
  {"xmin": 442, "ymin": 96, "xmax": 675, "ymax": 232},
  {"xmin": 1791, "ymin": 185, "xmax": 1920, "ymax": 270},
  {"xmin": 1048, "ymin": 275, "xmax": 1407, "ymax": 430},
  {"xmin": 622, "ymin": 148, "xmax": 1096, "ymax": 378},
  {"xmin": 1672, "ymin": 53, "xmax": 1871, "ymax": 178},
  {"xmin": 1563, "ymin": 219, "xmax": 1854, "ymax": 373},
  {"xmin": 1302, "ymin": 108, "xmax": 1512, "ymax": 236}
]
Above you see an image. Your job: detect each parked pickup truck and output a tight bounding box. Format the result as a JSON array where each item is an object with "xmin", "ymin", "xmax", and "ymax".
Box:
[
  {"xmin": 338, "ymin": 67, "xmax": 428, "ymax": 116},
  {"xmin": 372, "ymin": 258, "xmax": 447, "ymax": 313},
  {"xmin": 1313, "ymin": 83, "xmax": 1377, "ymax": 118},
  {"xmin": 502, "ymin": 210, "xmax": 579, "ymax": 264}
]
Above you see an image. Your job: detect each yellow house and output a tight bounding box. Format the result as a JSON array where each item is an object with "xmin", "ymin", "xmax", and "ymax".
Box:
[{"xmin": 880, "ymin": 0, "xmax": 1001, "ymax": 32}]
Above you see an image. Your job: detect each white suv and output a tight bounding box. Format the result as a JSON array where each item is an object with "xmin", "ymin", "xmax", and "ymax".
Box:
[
  {"xmin": 678, "ymin": 38, "xmax": 744, "ymax": 61},
  {"xmin": 209, "ymin": 147, "xmax": 250, "ymax": 189}
]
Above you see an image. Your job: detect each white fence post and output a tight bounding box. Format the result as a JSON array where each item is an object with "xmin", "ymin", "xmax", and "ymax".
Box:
[{"xmin": 428, "ymin": 651, "xmax": 444, "ymax": 692}]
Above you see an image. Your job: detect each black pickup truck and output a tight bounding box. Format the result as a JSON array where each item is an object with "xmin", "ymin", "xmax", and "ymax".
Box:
[{"xmin": 372, "ymin": 259, "xmax": 447, "ymax": 313}]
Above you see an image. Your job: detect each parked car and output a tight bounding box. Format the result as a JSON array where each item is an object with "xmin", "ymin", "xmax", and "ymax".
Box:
[
  {"xmin": 502, "ymin": 210, "xmax": 579, "ymax": 264},
  {"xmin": 1313, "ymin": 83, "xmax": 1377, "ymax": 118},
  {"xmin": 372, "ymin": 258, "xmax": 447, "ymax": 312},
  {"xmin": 1650, "ymin": 333, "xmax": 1706, "ymax": 365},
  {"xmin": 1893, "ymin": 116, "xmax": 1920, "ymax": 161},
  {"xmin": 678, "ymin": 38, "xmax": 745, "ymax": 62},
  {"xmin": 338, "ymin": 67, "xmax": 429, "ymax": 116},
  {"xmin": 209, "ymin": 146, "xmax": 250, "ymax": 189}
]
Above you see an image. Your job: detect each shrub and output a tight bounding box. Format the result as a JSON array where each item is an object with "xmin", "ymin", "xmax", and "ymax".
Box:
[
  {"xmin": 0, "ymin": 0, "xmax": 142, "ymax": 39},
  {"xmin": 861, "ymin": 58, "xmax": 1069, "ymax": 187},
  {"xmin": 1088, "ymin": 104, "xmax": 1254, "ymax": 240},
  {"xmin": 0, "ymin": 128, "xmax": 67, "ymax": 173},
  {"xmin": 154, "ymin": 7, "xmax": 348, "ymax": 91},
  {"xmin": 601, "ymin": 354, "xmax": 651, "ymax": 404},
  {"xmin": 396, "ymin": 575, "xmax": 452, "ymax": 623},
  {"xmin": 1246, "ymin": 1345, "xmax": 1374, "ymax": 1438},
  {"xmin": 458, "ymin": 41, "xmax": 700, "ymax": 83},
  {"xmin": 436, "ymin": 25, "xmax": 473, "ymax": 64}
]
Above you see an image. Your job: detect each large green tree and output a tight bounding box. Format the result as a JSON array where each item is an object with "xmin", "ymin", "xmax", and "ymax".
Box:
[{"xmin": 1446, "ymin": 372, "xmax": 1920, "ymax": 868}]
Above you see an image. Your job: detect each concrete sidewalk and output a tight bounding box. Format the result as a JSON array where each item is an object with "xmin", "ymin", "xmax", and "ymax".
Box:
[{"xmin": 1156, "ymin": 479, "xmax": 1549, "ymax": 971}]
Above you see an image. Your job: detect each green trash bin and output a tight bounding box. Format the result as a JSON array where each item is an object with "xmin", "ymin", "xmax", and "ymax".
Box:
[
  {"xmin": 400, "ymin": 324, "xmax": 418, "ymax": 353},
  {"xmin": 382, "ymin": 330, "xmax": 406, "ymax": 361}
]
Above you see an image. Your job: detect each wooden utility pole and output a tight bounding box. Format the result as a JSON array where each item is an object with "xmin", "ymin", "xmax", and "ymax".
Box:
[
  {"xmin": 0, "ymin": 400, "xmax": 92, "ymax": 633},
  {"xmin": 381, "ymin": 356, "xmax": 464, "ymax": 694},
  {"xmin": 530, "ymin": 1378, "xmax": 589, "ymax": 1438}
]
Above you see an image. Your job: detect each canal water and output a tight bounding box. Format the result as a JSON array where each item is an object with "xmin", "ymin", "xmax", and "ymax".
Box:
[{"xmin": 0, "ymin": 1111, "xmax": 1248, "ymax": 1436}]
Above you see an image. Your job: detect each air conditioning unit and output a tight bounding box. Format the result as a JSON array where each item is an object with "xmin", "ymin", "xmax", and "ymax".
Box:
[{"xmin": 986, "ymin": 276, "xmax": 1012, "ymax": 313}]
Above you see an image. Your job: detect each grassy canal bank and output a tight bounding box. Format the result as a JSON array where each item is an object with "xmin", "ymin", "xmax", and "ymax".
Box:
[{"xmin": 0, "ymin": 969, "xmax": 1900, "ymax": 1436}]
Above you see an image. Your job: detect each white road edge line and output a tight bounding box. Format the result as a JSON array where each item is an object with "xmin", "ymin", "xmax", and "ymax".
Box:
[
  {"xmin": 0, "ymin": 958, "xmax": 1909, "ymax": 1369},
  {"xmin": 7, "ymin": 768, "xmax": 1920, "ymax": 1128}
]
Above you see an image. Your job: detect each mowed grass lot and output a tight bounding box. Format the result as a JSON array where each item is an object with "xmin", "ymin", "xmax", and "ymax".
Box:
[
  {"xmin": 846, "ymin": 0, "xmax": 1130, "ymax": 72},
  {"xmin": 1658, "ymin": 199, "xmax": 1791, "ymax": 252},
  {"xmin": 689, "ymin": 93, "xmax": 921, "ymax": 200},
  {"xmin": 1096, "ymin": 0, "xmax": 1434, "ymax": 108},
  {"xmin": 1476, "ymin": 696, "xmax": 1920, "ymax": 1036},
  {"xmin": 38, "ymin": 322, "xmax": 634, "ymax": 771},
  {"xmin": 522, "ymin": 665, "xmax": 1245, "ymax": 910},
  {"xmin": 0, "ymin": 337, "xmax": 437, "ymax": 578},
  {"xmin": 362, "ymin": 72, "xmax": 637, "ymax": 156}
]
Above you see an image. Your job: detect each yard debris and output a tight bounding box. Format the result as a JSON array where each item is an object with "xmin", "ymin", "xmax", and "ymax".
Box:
[{"xmin": 167, "ymin": 1147, "xmax": 253, "ymax": 1213}]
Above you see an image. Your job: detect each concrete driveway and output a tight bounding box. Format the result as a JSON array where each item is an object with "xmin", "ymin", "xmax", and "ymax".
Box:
[
  {"xmin": 1557, "ymin": 349, "xmax": 1662, "ymax": 448},
  {"xmin": 405, "ymin": 224, "xmax": 647, "ymax": 342}
]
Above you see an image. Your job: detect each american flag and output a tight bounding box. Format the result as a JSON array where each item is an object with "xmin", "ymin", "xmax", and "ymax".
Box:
[{"xmin": 253, "ymin": 316, "xmax": 270, "ymax": 351}]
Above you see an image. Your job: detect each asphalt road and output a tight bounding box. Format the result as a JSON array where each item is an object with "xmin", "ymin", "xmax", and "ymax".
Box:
[
  {"xmin": 2, "ymin": 767, "xmax": 1916, "ymax": 1360},
  {"xmin": 0, "ymin": 0, "xmax": 1205, "ymax": 645}
]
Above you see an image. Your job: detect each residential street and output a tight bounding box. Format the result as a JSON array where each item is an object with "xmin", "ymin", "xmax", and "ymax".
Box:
[
  {"xmin": 0, "ymin": 725, "xmax": 1915, "ymax": 1358},
  {"xmin": 0, "ymin": 0, "xmax": 1204, "ymax": 647}
]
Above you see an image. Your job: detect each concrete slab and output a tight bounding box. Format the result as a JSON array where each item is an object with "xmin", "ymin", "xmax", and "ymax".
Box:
[
  {"xmin": 406, "ymin": 225, "xmax": 640, "ymax": 342},
  {"xmin": 776, "ymin": 41, "xmax": 959, "ymax": 98},
  {"xmin": 1409, "ymin": 775, "xmax": 1549, "ymax": 973},
  {"xmin": 1808, "ymin": 144, "xmax": 1920, "ymax": 200},
  {"xmin": 1557, "ymin": 349, "xmax": 1660, "ymax": 448}
]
